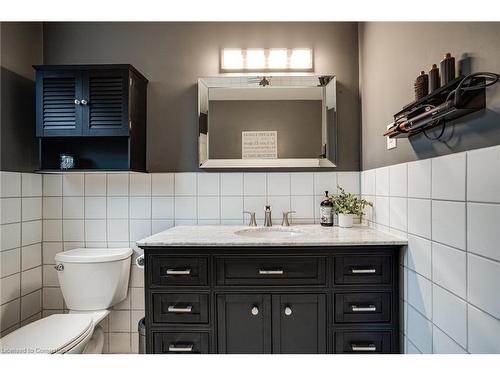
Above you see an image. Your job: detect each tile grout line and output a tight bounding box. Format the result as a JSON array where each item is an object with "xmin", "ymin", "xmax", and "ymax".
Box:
[
  {"xmin": 19, "ymin": 174, "xmax": 23, "ymax": 327},
  {"xmin": 464, "ymin": 152, "xmax": 469, "ymax": 352},
  {"xmin": 429, "ymin": 159, "xmax": 434, "ymax": 353}
]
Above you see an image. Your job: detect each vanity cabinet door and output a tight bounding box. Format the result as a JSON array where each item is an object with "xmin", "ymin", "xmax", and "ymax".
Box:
[
  {"xmin": 272, "ymin": 294, "xmax": 327, "ymax": 354},
  {"xmin": 217, "ymin": 294, "xmax": 272, "ymax": 354}
]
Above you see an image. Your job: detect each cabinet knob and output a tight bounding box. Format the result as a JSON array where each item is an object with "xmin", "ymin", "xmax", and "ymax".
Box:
[
  {"xmin": 81, "ymin": 99, "xmax": 88, "ymax": 106},
  {"xmin": 74, "ymin": 99, "xmax": 81, "ymax": 105},
  {"xmin": 284, "ymin": 306, "xmax": 292, "ymax": 316},
  {"xmin": 251, "ymin": 306, "xmax": 259, "ymax": 316}
]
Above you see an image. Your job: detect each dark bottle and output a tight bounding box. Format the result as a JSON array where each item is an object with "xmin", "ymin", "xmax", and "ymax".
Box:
[
  {"xmin": 320, "ymin": 191, "xmax": 333, "ymax": 227},
  {"xmin": 429, "ymin": 64, "xmax": 440, "ymax": 92},
  {"xmin": 440, "ymin": 53, "xmax": 456, "ymax": 86}
]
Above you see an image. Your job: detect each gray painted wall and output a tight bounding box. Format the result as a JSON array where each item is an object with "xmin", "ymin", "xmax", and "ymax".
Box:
[
  {"xmin": 209, "ymin": 100, "xmax": 322, "ymax": 159},
  {"xmin": 359, "ymin": 22, "xmax": 500, "ymax": 170},
  {"xmin": 0, "ymin": 22, "xmax": 43, "ymax": 172},
  {"xmin": 43, "ymin": 22, "xmax": 360, "ymax": 172}
]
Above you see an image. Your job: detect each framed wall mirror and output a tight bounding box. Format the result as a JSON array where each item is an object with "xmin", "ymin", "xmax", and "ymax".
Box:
[{"xmin": 198, "ymin": 74, "xmax": 337, "ymax": 168}]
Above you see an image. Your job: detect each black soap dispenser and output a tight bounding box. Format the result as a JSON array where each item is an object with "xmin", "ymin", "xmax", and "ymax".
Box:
[{"xmin": 320, "ymin": 191, "xmax": 334, "ymax": 227}]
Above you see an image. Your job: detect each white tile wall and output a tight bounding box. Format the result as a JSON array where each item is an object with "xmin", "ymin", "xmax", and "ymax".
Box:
[
  {"xmin": 0, "ymin": 172, "xmax": 43, "ymax": 337},
  {"xmin": 25, "ymin": 170, "xmax": 358, "ymax": 353},
  {"xmin": 431, "ymin": 153, "xmax": 466, "ymax": 201},
  {"xmin": 407, "ymin": 269, "xmax": 432, "ymax": 319},
  {"xmin": 3, "ymin": 147, "xmax": 498, "ymax": 354},
  {"xmin": 467, "ymin": 203, "xmax": 500, "ymax": 261},
  {"xmin": 431, "ymin": 200, "xmax": 466, "ymax": 250},
  {"xmin": 389, "ymin": 163, "xmax": 407, "ymax": 197},
  {"xmin": 362, "ymin": 144, "xmax": 500, "ymax": 354},
  {"xmin": 467, "ymin": 146, "xmax": 500, "ymax": 203},
  {"xmin": 432, "ymin": 242, "xmax": 466, "ymax": 299},
  {"xmin": 407, "ymin": 159, "xmax": 431, "ymax": 199},
  {"xmin": 432, "ymin": 284, "xmax": 467, "ymax": 347}
]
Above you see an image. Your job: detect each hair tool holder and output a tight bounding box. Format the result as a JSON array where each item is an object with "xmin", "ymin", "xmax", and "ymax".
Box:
[{"xmin": 384, "ymin": 72, "xmax": 500, "ymax": 139}]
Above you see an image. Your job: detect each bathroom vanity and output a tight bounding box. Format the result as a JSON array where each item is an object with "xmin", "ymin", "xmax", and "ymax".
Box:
[{"xmin": 137, "ymin": 225, "xmax": 407, "ymax": 354}]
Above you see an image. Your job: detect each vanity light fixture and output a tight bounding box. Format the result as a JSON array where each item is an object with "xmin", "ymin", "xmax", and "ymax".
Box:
[{"xmin": 220, "ymin": 48, "xmax": 313, "ymax": 72}]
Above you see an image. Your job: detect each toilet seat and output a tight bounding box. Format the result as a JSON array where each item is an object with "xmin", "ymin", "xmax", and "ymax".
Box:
[{"xmin": 0, "ymin": 314, "xmax": 93, "ymax": 354}]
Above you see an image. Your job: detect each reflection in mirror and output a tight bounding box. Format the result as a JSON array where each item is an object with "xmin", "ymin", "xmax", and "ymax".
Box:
[{"xmin": 198, "ymin": 75, "xmax": 336, "ymax": 168}]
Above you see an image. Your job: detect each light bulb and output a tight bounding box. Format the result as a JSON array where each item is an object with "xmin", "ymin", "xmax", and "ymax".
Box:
[
  {"xmin": 268, "ymin": 49, "xmax": 287, "ymax": 69},
  {"xmin": 290, "ymin": 49, "xmax": 312, "ymax": 69},
  {"xmin": 222, "ymin": 49, "xmax": 244, "ymax": 70},
  {"xmin": 246, "ymin": 49, "xmax": 265, "ymax": 69}
]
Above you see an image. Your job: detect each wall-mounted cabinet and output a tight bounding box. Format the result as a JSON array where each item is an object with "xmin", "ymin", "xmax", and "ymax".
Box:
[{"xmin": 34, "ymin": 64, "xmax": 148, "ymax": 171}]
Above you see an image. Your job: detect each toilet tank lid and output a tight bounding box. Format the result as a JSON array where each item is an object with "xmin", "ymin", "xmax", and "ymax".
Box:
[{"xmin": 55, "ymin": 248, "xmax": 133, "ymax": 263}]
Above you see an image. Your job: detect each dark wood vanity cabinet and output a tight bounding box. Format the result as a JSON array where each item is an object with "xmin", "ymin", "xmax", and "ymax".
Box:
[
  {"xmin": 142, "ymin": 247, "xmax": 401, "ymax": 354},
  {"xmin": 34, "ymin": 64, "xmax": 148, "ymax": 171}
]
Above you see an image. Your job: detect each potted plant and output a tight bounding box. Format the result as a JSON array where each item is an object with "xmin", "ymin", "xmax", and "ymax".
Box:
[{"xmin": 330, "ymin": 186, "xmax": 373, "ymax": 228}]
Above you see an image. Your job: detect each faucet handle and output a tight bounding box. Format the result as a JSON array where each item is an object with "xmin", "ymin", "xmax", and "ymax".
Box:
[
  {"xmin": 281, "ymin": 211, "xmax": 296, "ymax": 226},
  {"xmin": 243, "ymin": 211, "xmax": 257, "ymax": 227}
]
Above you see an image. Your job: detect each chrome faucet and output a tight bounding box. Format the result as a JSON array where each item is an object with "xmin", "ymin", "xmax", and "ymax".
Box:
[
  {"xmin": 264, "ymin": 205, "xmax": 272, "ymax": 227},
  {"xmin": 243, "ymin": 211, "xmax": 257, "ymax": 226},
  {"xmin": 281, "ymin": 211, "xmax": 296, "ymax": 226}
]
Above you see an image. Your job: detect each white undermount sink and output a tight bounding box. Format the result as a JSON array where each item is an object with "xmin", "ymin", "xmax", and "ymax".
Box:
[{"xmin": 234, "ymin": 227, "xmax": 305, "ymax": 239}]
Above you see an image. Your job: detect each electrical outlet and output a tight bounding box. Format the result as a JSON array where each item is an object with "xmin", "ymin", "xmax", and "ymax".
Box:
[{"xmin": 386, "ymin": 124, "xmax": 397, "ymax": 150}]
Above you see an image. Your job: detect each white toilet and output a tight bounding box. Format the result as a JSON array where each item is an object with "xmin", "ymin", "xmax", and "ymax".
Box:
[{"xmin": 0, "ymin": 247, "xmax": 132, "ymax": 354}]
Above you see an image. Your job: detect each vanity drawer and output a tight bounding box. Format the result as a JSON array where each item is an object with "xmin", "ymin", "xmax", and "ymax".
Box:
[
  {"xmin": 150, "ymin": 256, "xmax": 208, "ymax": 287},
  {"xmin": 152, "ymin": 293, "xmax": 209, "ymax": 324},
  {"xmin": 152, "ymin": 331, "xmax": 210, "ymax": 354},
  {"xmin": 334, "ymin": 255, "xmax": 392, "ymax": 285},
  {"xmin": 216, "ymin": 256, "xmax": 326, "ymax": 286},
  {"xmin": 334, "ymin": 330, "xmax": 393, "ymax": 354},
  {"xmin": 334, "ymin": 292, "xmax": 391, "ymax": 323}
]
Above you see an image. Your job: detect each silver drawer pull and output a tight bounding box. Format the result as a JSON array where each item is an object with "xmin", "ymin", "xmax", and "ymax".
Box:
[
  {"xmin": 351, "ymin": 304, "xmax": 377, "ymax": 312},
  {"xmin": 168, "ymin": 344, "xmax": 193, "ymax": 352},
  {"xmin": 168, "ymin": 305, "xmax": 193, "ymax": 313},
  {"xmin": 351, "ymin": 343, "xmax": 377, "ymax": 352},
  {"xmin": 166, "ymin": 268, "xmax": 191, "ymax": 275},
  {"xmin": 258, "ymin": 269, "xmax": 284, "ymax": 275},
  {"xmin": 351, "ymin": 268, "xmax": 376, "ymax": 274}
]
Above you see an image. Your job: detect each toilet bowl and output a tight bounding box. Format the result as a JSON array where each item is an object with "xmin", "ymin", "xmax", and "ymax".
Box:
[{"xmin": 0, "ymin": 248, "xmax": 132, "ymax": 354}]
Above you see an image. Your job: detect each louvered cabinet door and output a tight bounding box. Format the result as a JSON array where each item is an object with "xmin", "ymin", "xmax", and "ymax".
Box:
[
  {"xmin": 82, "ymin": 70, "xmax": 129, "ymax": 136},
  {"xmin": 36, "ymin": 70, "xmax": 83, "ymax": 136}
]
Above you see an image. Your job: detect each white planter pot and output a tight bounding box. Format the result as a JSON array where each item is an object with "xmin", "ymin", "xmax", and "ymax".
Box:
[{"xmin": 338, "ymin": 214, "xmax": 354, "ymax": 228}]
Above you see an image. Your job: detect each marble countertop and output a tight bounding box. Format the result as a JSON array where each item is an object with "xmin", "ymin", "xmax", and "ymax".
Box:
[{"xmin": 136, "ymin": 225, "xmax": 408, "ymax": 247}]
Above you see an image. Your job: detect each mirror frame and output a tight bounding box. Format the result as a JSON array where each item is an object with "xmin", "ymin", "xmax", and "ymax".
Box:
[{"xmin": 198, "ymin": 74, "xmax": 337, "ymax": 169}]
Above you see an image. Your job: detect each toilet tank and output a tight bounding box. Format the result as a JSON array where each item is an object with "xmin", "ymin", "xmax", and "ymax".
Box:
[{"xmin": 54, "ymin": 248, "xmax": 133, "ymax": 311}]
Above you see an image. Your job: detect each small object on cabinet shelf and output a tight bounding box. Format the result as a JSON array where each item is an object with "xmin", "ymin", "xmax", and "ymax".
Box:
[
  {"xmin": 440, "ymin": 53, "xmax": 456, "ymax": 86},
  {"xmin": 60, "ymin": 154, "xmax": 75, "ymax": 170},
  {"xmin": 429, "ymin": 64, "xmax": 440, "ymax": 92},
  {"xmin": 414, "ymin": 71, "xmax": 429, "ymax": 100}
]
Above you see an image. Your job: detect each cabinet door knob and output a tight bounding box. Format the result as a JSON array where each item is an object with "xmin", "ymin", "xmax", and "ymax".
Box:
[
  {"xmin": 284, "ymin": 306, "xmax": 292, "ymax": 316},
  {"xmin": 251, "ymin": 306, "xmax": 259, "ymax": 316},
  {"xmin": 74, "ymin": 99, "xmax": 81, "ymax": 105},
  {"xmin": 81, "ymin": 99, "xmax": 88, "ymax": 105}
]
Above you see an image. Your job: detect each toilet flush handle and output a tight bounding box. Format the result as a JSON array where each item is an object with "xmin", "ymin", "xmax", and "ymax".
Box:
[
  {"xmin": 136, "ymin": 254, "xmax": 145, "ymax": 269},
  {"xmin": 54, "ymin": 264, "xmax": 64, "ymax": 271}
]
